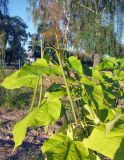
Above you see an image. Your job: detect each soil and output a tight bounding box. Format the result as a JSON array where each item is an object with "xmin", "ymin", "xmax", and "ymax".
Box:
[
  {"xmin": 0, "ymin": 107, "xmax": 56, "ymax": 160},
  {"xmin": 0, "ymin": 107, "xmax": 113, "ymax": 160}
]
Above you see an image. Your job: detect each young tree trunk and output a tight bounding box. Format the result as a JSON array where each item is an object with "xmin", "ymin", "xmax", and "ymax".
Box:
[{"xmin": 93, "ymin": 53, "xmax": 101, "ymax": 67}]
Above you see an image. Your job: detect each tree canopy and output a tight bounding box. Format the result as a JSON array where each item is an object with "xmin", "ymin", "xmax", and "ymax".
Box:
[
  {"xmin": 0, "ymin": 11, "xmax": 28, "ymax": 66},
  {"xmin": 27, "ymin": 0, "xmax": 124, "ymax": 58},
  {"xmin": 6, "ymin": 16, "xmax": 28, "ymax": 65},
  {"xmin": 0, "ymin": 0, "xmax": 8, "ymax": 15}
]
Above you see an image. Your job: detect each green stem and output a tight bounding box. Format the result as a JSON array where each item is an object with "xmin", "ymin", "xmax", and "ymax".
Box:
[
  {"xmin": 41, "ymin": 38, "xmax": 43, "ymax": 58},
  {"xmin": 42, "ymin": 46, "xmax": 77, "ymax": 124},
  {"xmin": 56, "ymin": 33, "xmax": 77, "ymax": 124},
  {"xmin": 56, "ymin": 52, "xmax": 77, "ymax": 124},
  {"xmin": 38, "ymin": 76, "xmax": 43, "ymax": 108},
  {"xmin": 38, "ymin": 38, "xmax": 44, "ymax": 108},
  {"xmin": 29, "ymin": 78, "xmax": 39, "ymax": 112}
]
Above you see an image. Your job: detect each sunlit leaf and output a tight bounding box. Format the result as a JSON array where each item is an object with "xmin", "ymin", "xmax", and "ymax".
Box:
[
  {"xmin": 82, "ymin": 84, "xmax": 104, "ymax": 109},
  {"xmin": 84, "ymin": 126, "xmax": 124, "ymax": 160},
  {"xmin": 1, "ymin": 71, "xmax": 39, "ymax": 89},
  {"xmin": 1, "ymin": 58, "xmax": 61, "ymax": 89},
  {"xmin": 68, "ymin": 56, "xmax": 83, "ymax": 76},
  {"xmin": 84, "ymin": 104, "xmax": 100, "ymax": 124},
  {"xmin": 13, "ymin": 95, "xmax": 61, "ymax": 150},
  {"xmin": 105, "ymin": 113, "xmax": 122, "ymax": 133},
  {"xmin": 42, "ymin": 133, "xmax": 90, "ymax": 160},
  {"xmin": 96, "ymin": 61, "xmax": 114, "ymax": 70}
]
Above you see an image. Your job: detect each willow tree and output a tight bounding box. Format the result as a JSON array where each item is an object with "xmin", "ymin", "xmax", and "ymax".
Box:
[
  {"xmin": 68, "ymin": 0, "xmax": 124, "ymax": 66},
  {"xmin": 27, "ymin": 0, "xmax": 124, "ymax": 65},
  {"xmin": 27, "ymin": 0, "xmax": 71, "ymax": 50}
]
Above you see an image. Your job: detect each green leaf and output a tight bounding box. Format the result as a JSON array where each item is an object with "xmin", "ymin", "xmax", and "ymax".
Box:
[
  {"xmin": 84, "ymin": 104, "xmax": 100, "ymax": 124},
  {"xmin": 47, "ymin": 83, "xmax": 65, "ymax": 92},
  {"xmin": 13, "ymin": 96, "xmax": 61, "ymax": 150},
  {"xmin": 42, "ymin": 133, "xmax": 90, "ymax": 160},
  {"xmin": 68, "ymin": 56, "xmax": 83, "ymax": 75},
  {"xmin": 46, "ymin": 83, "xmax": 66, "ymax": 99},
  {"xmin": 81, "ymin": 76, "xmax": 95, "ymax": 86},
  {"xmin": 45, "ymin": 91, "xmax": 66, "ymax": 99},
  {"xmin": 106, "ymin": 124, "xmax": 124, "ymax": 137},
  {"xmin": 18, "ymin": 60, "xmax": 60, "ymax": 77},
  {"xmin": 89, "ymin": 85, "xmax": 104, "ymax": 108},
  {"xmin": 105, "ymin": 113, "xmax": 122, "ymax": 134},
  {"xmin": 35, "ymin": 58, "xmax": 48, "ymax": 67},
  {"xmin": 96, "ymin": 61, "xmax": 114, "ymax": 70},
  {"xmin": 1, "ymin": 59, "xmax": 48, "ymax": 89},
  {"xmin": 102, "ymin": 84, "xmax": 117, "ymax": 107},
  {"xmin": 118, "ymin": 71, "xmax": 124, "ymax": 80},
  {"xmin": 13, "ymin": 109, "xmax": 37, "ymax": 150},
  {"xmin": 67, "ymin": 77, "xmax": 79, "ymax": 85},
  {"xmin": 104, "ymin": 109, "xmax": 117, "ymax": 122},
  {"xmin": 82, "ymin": 84, "xmax": 104, "ymax": 109},
  {"xmin": 114, "ymin": 70, "xmax": 124, "ymax": 80},
  {"xmin": 89, "ymin": 151, "xmax": 101, "ymax": 160},
  {"xmin": 50, "ymin": 65, "xmax": 62, "ymax": 76},
  {"xmin": 103, "ymin": 71, "xmax": 116, "ymax": 83},
  {"xmin": 1, "ymin": 58, "xmax": 61, "ymax": 89},
  {"xmin": 102, "ymin": 57, "xmax": 117, "ymax": 64},
  {"xmin": 82, "ymin": 64, "xmax": 92, "ymax": 76},
  {"xmin": 84, "ymin": 126, "xmax": 124, "ymax": 160},
  {"xmin": 92, "ymin": 69, "xmax": 104, "ymax": 82},
  {"xmin": 118, "ymin": 59, "xmax": 124, "ymax": 69},
  {"xmin": 1, "ymin": 71, "xmax": 39, "ymax": 89},
  {"xmin": 17, "ymin": 58, "xmax": 49, "ymax": 77}
]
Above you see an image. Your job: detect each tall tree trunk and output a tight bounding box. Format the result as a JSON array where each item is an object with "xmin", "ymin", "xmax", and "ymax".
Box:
[{"xmin": 93, "ymin": 53, "xmax": 101, "ymax": 67}]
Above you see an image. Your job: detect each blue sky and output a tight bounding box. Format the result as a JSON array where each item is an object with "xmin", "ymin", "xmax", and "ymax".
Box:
[{"xmin": 8, "ymin": 0, "xmax": 36, "ymax": 34}]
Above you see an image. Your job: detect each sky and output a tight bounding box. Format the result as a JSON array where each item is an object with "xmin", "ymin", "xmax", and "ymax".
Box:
[{"xmin": 8, "ymin": 0, "xmax": 36, "ymax": 35}]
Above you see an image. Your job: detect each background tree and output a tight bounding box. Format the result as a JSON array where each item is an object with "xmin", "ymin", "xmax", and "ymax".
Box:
[
  {"xmin": 0, "ymin": 1, "xmax": 28, "ymax": 66},
  {"xmin": 27, "ymin": 0, "xmax": 124, "ymax": 66},
  {"xmin": 68, "ymin": 0, "xmax": 124, "ymax": 66},
  {"xmin": 0, "ymin": 0, "xmax": 8, "ymax": 66},
  {"xmin": 27, "ymin": 34, "xmax": 41, "ymax": 60},
  {"xmin": 27, "ymin": 0, "xmax": 72, "ymax": 64},
  {"xmin": 0, "ymin": 0, "xmax": 8, "ymax": 15},
  {"xmin": 6, "ymin": 16, "xmax": 28, "ymax": 65}
]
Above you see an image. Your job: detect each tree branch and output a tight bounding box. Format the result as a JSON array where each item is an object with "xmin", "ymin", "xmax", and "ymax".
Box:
[{"xmin": 77, "ymin": 1, "xmax": 95, "ymax": 13}]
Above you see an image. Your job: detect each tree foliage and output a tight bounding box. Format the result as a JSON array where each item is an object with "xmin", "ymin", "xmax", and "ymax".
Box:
[
  {"xmin": 27, "ymin": 0, "xmax": 124, "ymax": 58},
  {"xmin": 0, "ymin": 0, "xmax": 8, "ymax": 15},
  {"xmin": 0, "ymin": 0, "xmax": 8, "ymax": 65},
  {"xmin": 0, "ymin": 13, "xmax": 28, "ymax": 65},
  {"xmin": 0, "ymin": 1, "xmax": 29, "ymax": 66},
  {"xmin": 6, "ymin": 16, "xmax": 28, "ymax": 65}
]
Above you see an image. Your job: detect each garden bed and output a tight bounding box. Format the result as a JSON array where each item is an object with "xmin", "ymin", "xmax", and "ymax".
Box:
[{"xmin": 0, "ymin": 108, "xmax": 56, "ymax": 160}]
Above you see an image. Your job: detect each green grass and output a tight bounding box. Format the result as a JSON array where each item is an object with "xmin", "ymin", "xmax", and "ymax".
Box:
[{"xmin": 0, "ymin": 68, "xmax": 33, "ymax": 110}]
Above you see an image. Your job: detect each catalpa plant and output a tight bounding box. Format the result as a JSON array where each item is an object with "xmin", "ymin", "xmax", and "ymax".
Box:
[{"xmin": 1, "ymin": 49, "xmax": 124, "ymax": 160}]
